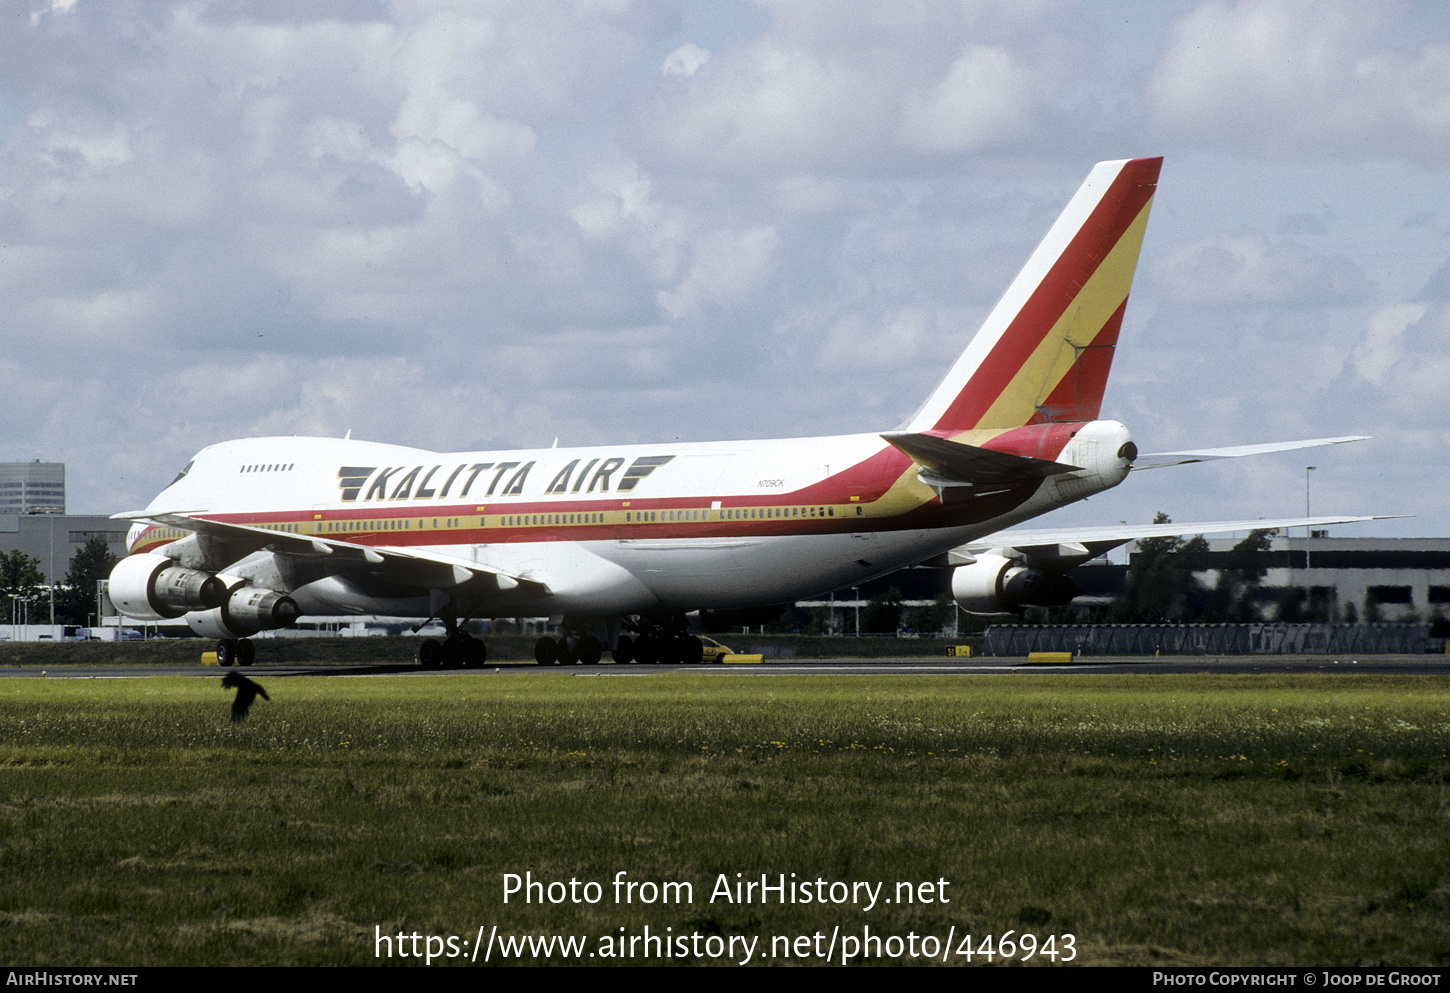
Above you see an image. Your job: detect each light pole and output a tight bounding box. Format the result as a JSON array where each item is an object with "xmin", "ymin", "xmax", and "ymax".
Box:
[
  {"xmin": 1305, "ymin": 466, "xmax": 1316, "ymax": 575},
  {"xmin": 48, "ymin": 513, "xmax": 55, "ymax": 628}
]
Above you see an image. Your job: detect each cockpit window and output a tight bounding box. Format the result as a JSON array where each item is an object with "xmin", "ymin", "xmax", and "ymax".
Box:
[{"xmin": 169, "ymin": 460, "xmax": 194, "ymax": 486}]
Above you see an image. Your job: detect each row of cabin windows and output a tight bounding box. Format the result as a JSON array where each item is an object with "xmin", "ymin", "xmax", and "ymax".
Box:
[
  {"xmin": 255, "ymin": 505, "xmax": 860, "ymax": 535},
  {"xmin": 503, "ymin": 513, "xmax": 605, "ymax": 526}
]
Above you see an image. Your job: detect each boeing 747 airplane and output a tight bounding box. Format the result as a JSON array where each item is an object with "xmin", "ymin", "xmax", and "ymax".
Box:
[{"xmin": 109, "ymin": 157, "xmax": 1379, "ymax": 666}]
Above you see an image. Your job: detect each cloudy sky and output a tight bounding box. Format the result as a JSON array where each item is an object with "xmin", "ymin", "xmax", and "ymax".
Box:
[{"xmin": 2, "ymin": 0, "xmax": 1446, "ymax": 539}]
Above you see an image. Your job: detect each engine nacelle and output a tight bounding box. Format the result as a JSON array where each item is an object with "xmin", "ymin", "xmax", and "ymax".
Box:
[
  {"xmin": 951, "ymin": 554, "xmax": 1081, "ymax": 615},
  {"xmin": 185, "ymin": 581, "xmax": 302, "ymax": 639},
  {"xmin": 109, "ymin": 553, "xmax": 228, "ymax": 621}
]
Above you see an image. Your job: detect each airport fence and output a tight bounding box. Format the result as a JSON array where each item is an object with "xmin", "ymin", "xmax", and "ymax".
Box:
[{"xmin": 983, "ymin": 622, "xmax": 1438, "ymax": 657}]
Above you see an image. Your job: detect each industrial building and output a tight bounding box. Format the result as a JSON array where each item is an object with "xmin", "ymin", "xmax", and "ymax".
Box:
[
  {"xmin": 799, "ymin": 535, "xmax": 1450, "ymax": 630},
  {"xmin": 1196, "ymin": 534, "xmax": 1450, "ymax": 624},
  {"xmin": 0, "ymin": 512, "xmax": 129, "ymax": 587}
]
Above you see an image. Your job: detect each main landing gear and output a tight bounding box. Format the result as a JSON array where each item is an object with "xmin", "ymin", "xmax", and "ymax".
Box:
[
  {"xmin": 216, "ymin": 638, "xmax": 255, "ymax": 667},
  {"xmin": 536, "ymin": 616, "xmax": 704, "ymax": 666},
  {"xmin": 419, "ymin": 632, "xmax": 487, "ymax": 669},
  {"xmin": 417, "ymin": 599, "xmax": 488, "ymax": 670},
  {"xmin": 533, "ymin": 633, "xmax": 602, "ymax": 665}
]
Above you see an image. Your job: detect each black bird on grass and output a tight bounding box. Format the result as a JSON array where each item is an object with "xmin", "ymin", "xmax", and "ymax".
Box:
[{"xmin": 221, "ymin": 671, "xmax": 270, "ymax": 721}]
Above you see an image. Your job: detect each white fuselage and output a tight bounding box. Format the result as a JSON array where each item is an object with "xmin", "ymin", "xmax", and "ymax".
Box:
[{"xmin": 129, "ymin": 421, "xmax": 1133, "ymax": 621}]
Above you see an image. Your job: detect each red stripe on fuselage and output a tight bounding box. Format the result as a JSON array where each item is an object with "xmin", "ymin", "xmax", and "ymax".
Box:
[{"xmin": 184, "ymin": 440, "xmax": 1036, "ymax": 548}]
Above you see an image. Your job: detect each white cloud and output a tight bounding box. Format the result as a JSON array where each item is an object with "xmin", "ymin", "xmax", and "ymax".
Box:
[
  {"xmin": 817, "ymin": 306, "xmax": 935, "ymax": 373},
  {"xmin": 1149, "ymin": 0, "xmax": 1450, "ymax": 160},
  {"xmin": 661, "ymin": 43, "xmax": 710, "ymax": 78},
  {"xmin": 896, "ymin": 43, "xmax": 1054, "ymax": 152},
  {"xmin": 627, "ymin": 2, "xmax": 1077, "ymax": 172},
  {"xmin": 29, "ymin": 0, "xmax": 76, "ymax": 28},
  {"xmin": 1352, "ymin": 302, "xmax": 1427, "ymax": 388},
  {"xmin": 1152, "ymin": 231, "xmax": 1374, "ymax": 307},
  {"xmin": 0, "ymin": 0, "xmax": 1445, "ymax": 539},
  {"xmin": 657, "ymin": 225, "xmax": 780, "ymax": 320}
]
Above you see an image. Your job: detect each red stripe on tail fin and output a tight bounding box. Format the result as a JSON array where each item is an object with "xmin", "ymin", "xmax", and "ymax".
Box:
[
  {"xmin": 1025, "ymin": 297, "xmax": 1128, "ymax": 426},
  {"xmin": 905, "ymin": 157, "xmax": 1161, "ymax": 433}
]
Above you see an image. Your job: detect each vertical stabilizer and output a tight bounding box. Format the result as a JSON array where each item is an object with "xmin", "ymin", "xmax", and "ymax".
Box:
[{"xmin": 906, "ymin": 157, "xmax": 1161, "ymax": 433}]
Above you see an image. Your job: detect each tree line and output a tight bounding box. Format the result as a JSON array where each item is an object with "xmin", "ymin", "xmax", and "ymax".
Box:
[
  {"xmin": 1064, "ymin": 514, "xmax": 1412, "ymax": 625},
  {"xmin": 0, "ymin": 536, "xmax": 117, "ymax": 626}
]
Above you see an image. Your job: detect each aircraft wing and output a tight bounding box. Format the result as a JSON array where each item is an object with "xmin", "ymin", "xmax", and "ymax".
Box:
[
  {"xmin": 112, "ymin": 510, "xmax": 542, "ymax": 595},
  {"xmin": 1132, "ymin": 436, "xmax": 1370, "ymax": 470},
  {"xmin": 954, "ymin": 514, "xmax": 1403, "ymax": 562}
]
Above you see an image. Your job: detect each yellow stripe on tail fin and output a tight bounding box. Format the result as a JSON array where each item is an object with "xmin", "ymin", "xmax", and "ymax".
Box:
[{"xmin": 905, "ymin": 157, "xmax": 1161, "ymax": 433}]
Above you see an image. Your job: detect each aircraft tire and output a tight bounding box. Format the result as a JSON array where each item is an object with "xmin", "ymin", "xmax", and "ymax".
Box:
[
  {"xmin": 238, "ymin": 639, "xmax": 255, "ymax": 667},
  {"xmin": 634, "ymin": 635, "xmax": 659, "ymax": 665},
  {"xmin": 464, "ymin": 638, "xmax": 487, "ymax": 668},
  {"xmin": 216, "ymin": 639, "xmax": 237, "ymax": 667},
  {"xmin": 534, "ymin": 637, "xmax": 558, "ymax": 665},
  {"xmin": 579, "ymin": 635, "xmax": 602, "ymax": 665},
  {"xmin": 557, "ymin": 636, "xmax": 578, "ymax": 665},
  {"xmin": 680, "ymin": 636, "xmax": 704, "ymax": 665},
  {"xmin": 419, "ymin": 639, "xmax": 444, "ymax": 669},
  {"xmin": 441, "ymin": 640, "xmax": 464, "ymax": 669},
  {"xmin": 612, "ymin": 634, "xmax": 634, "ymax": 664}
]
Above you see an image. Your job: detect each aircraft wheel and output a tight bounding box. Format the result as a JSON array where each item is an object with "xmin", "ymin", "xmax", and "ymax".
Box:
[
  {"xmin": 419, "ymin": 639, "xmax": 444, "ymax": 669},
  {"xmin": 612, "ymin": 634, "xmax": 634, "ymax": 664},
  {"xmin": 441, "ymin": 639, "xmax": 464, "ymax": 669},
  {"xmin": 238, "ymin": 639, "xmax": 255, "ymax": 667},
  {"xmin": 464, "ymin": 639, "xmax": 487, "ymax": 668},
  {"xmin": 668, "ymin": 636, "xmax": 694, "ymax": 664},
  {"xmin": 632, "ymin": 636, "xmax": 656, "ymax": 665},
  {"xmin": 579, "ymin": 635, "xmax": 602, "ymax": 665},
  {"xmin": 216, "ymin": 639, "xmax": 237, "ymax": 667},
  {"xmin": 534, "ymin": 637, "xmax": 558, "ymax": 665},
  {"xmin": 556, "ymin": 636, "xmax": 578, "ymax": 665},
  {"xmin": 679, "ymin": 636, "xmax": 704, "ymax": 665}
]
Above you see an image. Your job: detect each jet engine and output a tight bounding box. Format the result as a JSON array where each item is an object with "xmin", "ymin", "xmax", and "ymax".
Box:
[
  {"xmin": 185, "ymin": 581, "xmax": 302, "ymax": 639},
  {"xmin": 108, "ymin": 553, "xmax": 228, "ymax": 621},
  {"xmin": 951, "ymin": 553, "xmax": 1081, "ymax": 615}
]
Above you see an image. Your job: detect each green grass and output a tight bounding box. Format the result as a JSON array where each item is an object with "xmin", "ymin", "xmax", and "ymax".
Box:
[{"xmin": 2, "ymin": 672, "xmax": 1448, "ymax": 966}]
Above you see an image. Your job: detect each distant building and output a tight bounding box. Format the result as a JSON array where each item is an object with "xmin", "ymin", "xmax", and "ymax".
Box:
[
  {"xmin": 0, "ymin": 513, "xmax": 129, "ymax": 584},
  {"xmin": 1196, "ymin": 535, "xmax": 1450, "ymax": 624},
  {"xmin": 0, "ymin": 461, "xmax": 65, "ymax": 515},
  {"xmin": 793, "ymin": 535, "xmax": 1450, "ymax": 629}
]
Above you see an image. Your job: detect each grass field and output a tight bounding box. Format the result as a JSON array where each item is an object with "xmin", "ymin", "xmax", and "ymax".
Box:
[{"xmin": 2, "ymin": 670, "xmax": 1448, "ymax": 966}]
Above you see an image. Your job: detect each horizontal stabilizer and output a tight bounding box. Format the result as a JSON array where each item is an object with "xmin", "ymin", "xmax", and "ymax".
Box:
[
  {"xmin": 882, "ymin": 432, "xmax": 1081, "ymax": 489},
  {"xmin": 1132, "ymin": 436, "xmax": 1370, "ymax": 470}
]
